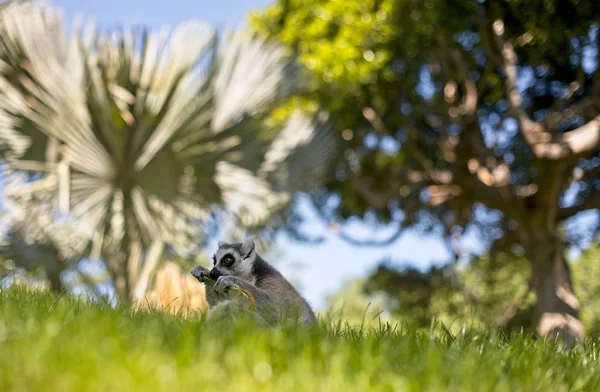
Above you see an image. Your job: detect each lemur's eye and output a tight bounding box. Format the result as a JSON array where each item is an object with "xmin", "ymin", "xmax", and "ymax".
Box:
[{"xmin": 221, "ymin": 254, "xmax": 235, "ymax": 267}]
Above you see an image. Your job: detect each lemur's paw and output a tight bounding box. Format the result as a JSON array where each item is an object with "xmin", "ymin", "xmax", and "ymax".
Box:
[
  {"xmin": 214, "ymin": 276, "xmax": 240, "ymax": 294},
  {"xmin": 190, "ymin": 265, "xmax": 210, "ymax": 283}
]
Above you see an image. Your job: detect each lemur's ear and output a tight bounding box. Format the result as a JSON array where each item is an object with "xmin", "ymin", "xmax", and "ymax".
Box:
[
  {"xmin": 241, "ymin": 237, "xmax": 256, "ymax": 258},
  {"xmin": 217, "ymin": 241, "xmax": 226, "ymax": 248}
]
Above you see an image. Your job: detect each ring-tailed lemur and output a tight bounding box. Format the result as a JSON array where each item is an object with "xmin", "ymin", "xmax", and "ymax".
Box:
[{"xmin": 191, "ymin": 238, "xmax": 316, "ymax": 326}]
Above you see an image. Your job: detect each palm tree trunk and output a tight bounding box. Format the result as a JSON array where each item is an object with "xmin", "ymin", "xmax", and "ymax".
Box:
[
  {"xmin": 108, "ymin": 182, "xmax": 136, "ymax": 304},
  {"xmin": 106, "ymin": 253, "xmax": 129, "ymax": 303},
  {"xmin": 46, "ymin": 261, "xmax": 64, "ymax": 293},
  {"xmin": 132, "ymin": 238, "xmax": 165, "ymax": 302}
]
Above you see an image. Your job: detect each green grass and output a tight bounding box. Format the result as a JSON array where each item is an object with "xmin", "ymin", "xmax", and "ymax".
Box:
[{"xmin": 1, "ymin": 288, "xmax": 599, "ymax": 392}]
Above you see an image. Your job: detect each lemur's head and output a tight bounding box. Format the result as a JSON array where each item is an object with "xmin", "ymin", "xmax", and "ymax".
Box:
[{"xmin": 209, "ymin": 238, "xmax": 257, "ymax": 281}]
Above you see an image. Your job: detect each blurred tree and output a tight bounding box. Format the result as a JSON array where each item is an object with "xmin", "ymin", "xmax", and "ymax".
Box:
[
  {"xmin": 330, "ymin": 245, "xmax": 600, "ymax": 339},
  {"xmin": 0, "ymin": 2, "xmax": 337, "ymax": 302},
  {"xmin": 362, "ymin": 251, "xmax": 535, "ymax": 335},
  {"xmin": 252, "ymin": 0, "xmax": 600, "ymax": 344}
]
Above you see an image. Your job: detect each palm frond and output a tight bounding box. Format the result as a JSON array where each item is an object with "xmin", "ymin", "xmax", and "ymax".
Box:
[
  {"xmin": 0, "ymin": 1, "xmax": 65, "ymax": 160},
  {"xmin": 211, "ymin": 30, "xmax": 298, "ymax": 131},
  {"xmin": 259, "ymin": 110, "xmax": 339, "ymax": 192},
  {"xmin": 0, "ymin": 2, "xmax": 339, "ymax": 300},
  {"xmin": 0, "ymin": 175, "xmax": 91, "ymax": 280}
]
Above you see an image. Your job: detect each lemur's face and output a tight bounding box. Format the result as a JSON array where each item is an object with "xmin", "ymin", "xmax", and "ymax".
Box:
[{"xmin": 210, "ymin": 239, "xmax": 256, "ymax": 282}]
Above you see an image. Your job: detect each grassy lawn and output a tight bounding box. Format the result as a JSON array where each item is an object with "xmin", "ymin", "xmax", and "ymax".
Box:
[{"xmin": 0, "ymin": 287, "xmax": 599, "ymax": 391}]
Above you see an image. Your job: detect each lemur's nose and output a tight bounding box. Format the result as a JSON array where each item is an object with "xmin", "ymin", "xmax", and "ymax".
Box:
[{"xmin": 208, "ymin": 268, "xmax": 223, "ymax": 280}]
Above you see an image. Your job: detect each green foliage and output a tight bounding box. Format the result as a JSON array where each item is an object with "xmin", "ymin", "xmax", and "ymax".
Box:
[
  {"xmin": 2, "ymin": 287, "xmax": 600, "ymax": 391},
  {"xmin": 251, "ymin": 0, "xmax": 600, "ymax": 223},
  {"xmin": 324, "ymin": 278, "xmax": 401, "ymax": 328},
  {"xmin": 428, "ymin": 253, "xmax": 535, "ymax": 334},
  {"xmin": 251, "ymin": 0, "xmax": 397, "ymax": 135},
  {"xmin": 252, "ymin": 0, "xmax": 600, "ymax": 123},
  {"xmin": 573, "ymin": 246, "xmax": 600, "ymax": 338},
  {"xmin": 252, "ymin": 0, "xmax": 395, "ymax": 87},
  {"xmin": 329, "ymin": 245, "xmax": 600, "ymax": 337}
]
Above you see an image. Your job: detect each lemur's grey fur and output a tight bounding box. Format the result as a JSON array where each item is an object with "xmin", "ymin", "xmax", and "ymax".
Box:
[{"xmin": 191, "ymin": 238, "xmax": 316, "ymax": 326}]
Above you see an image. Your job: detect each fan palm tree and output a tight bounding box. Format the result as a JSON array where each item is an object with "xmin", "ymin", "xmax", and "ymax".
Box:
[{"xmin": 0, "ymin": 2, "xmax": 337, "ymax": 302}]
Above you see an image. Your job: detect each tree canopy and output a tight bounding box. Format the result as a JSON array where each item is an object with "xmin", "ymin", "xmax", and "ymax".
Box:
[{"xmin": 252, "ymin": 0, "xmax": 600, "ymax": 343}]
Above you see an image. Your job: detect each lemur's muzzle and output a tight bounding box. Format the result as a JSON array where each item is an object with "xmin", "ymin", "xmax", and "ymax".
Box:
[{"xmin": 208, "ymin": 267, "xmax": 223, "ymax": 280}]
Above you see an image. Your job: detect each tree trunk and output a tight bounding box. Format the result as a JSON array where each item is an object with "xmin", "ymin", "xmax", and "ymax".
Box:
[
  {"xmin": 46, "ymin": 261, "xmax": 64, "ymax": 293},
  {"xmin": 115, "ymin": 274, "xmax": 129, "ymax": 303},
  {"xmin": 106, "ymin": 253, "xmax": 130, "ymax": 304},
  {"xmin": 525, "ymin": 234, "xmax": 585, "ymax": 347}
]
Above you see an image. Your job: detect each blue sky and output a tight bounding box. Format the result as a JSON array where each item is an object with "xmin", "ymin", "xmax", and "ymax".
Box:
[
  {"xmin": 50, "ymin": 0, "xmax": 273, "ymax": 30},
  {"xmin": 48, "ymin": 0, "xmax": 453, "ymax": 310}
]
